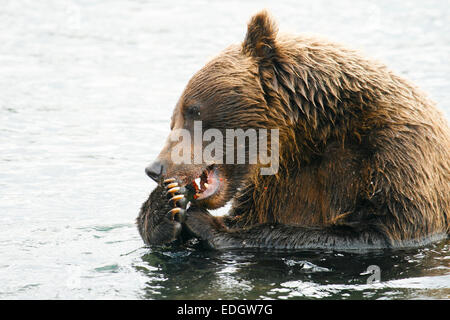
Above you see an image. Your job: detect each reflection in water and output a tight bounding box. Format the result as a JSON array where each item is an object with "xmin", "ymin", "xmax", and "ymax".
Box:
[{"xmin": 136, "ymin": 239, "xmax": 449, "ymax": 299}]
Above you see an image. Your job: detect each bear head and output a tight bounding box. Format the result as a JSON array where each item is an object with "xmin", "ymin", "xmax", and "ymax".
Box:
[{"xmin": 146, "ymin": 10, "xmax": 287, "ymax": 210}]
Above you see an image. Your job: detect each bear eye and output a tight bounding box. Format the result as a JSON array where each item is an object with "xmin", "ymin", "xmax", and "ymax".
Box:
[{"xmin": 185, "ymin": 105, "xmax": 201, "ymax": 119}]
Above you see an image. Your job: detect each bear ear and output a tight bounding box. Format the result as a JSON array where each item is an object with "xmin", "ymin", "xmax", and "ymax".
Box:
[{"xmin": 242, "ymin": 10, "xmax": 279, "ymax": 59}]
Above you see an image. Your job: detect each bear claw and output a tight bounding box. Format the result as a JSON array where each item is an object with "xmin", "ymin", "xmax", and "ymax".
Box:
[
  {"xmin": 166, "ymin": 182, "xmax": 178, "ymax": 189},
  {"xmin": 167, "ymin": 207, "xmax": 186, "ymax": 223},
  {"xmin": 169, "ymin": 194, "xmax": 184, "ymax": 204},
  {"xmin": 167, "ymin": 186, "xmax": 181, "ymax": 194}
]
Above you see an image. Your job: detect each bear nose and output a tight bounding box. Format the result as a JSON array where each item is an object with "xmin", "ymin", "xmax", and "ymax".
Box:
[{"xmin": 145, "ymin": 160, "xmax": 166, "ymax": 182}]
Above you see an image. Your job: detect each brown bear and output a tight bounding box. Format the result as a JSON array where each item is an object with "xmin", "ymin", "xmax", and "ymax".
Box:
[{"xmin": 137, "ymin": 10, "xmax": 450, "ymax": 250}]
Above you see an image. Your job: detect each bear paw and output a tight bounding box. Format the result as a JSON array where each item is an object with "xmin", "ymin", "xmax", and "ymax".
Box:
[{"xmin": 163, "ymin": 177, "xmax": 195, "ymax": 223}]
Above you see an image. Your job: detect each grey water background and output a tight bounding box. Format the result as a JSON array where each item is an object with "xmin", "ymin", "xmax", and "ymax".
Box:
[{"xmin": 0, "ymin": 0, "xmax": 449, "ymax": 299}]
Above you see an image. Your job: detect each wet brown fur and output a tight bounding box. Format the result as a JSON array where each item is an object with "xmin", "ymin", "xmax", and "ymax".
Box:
[{"xmin": 145, "ymin": 10, "xmax": 450, "ymax": 247}]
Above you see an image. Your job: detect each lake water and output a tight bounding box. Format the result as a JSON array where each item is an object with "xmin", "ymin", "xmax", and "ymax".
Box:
[{"xmin": 0, "ymin": 0, "xmax": 449, "ymax": 299}]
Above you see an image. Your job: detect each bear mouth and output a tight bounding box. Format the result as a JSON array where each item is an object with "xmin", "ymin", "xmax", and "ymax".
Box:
[{"xmin": 190, "ymin": 165, "xmax": 221, "ymax": 201}]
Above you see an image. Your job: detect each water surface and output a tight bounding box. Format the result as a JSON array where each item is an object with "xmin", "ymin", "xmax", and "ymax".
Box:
[{"xmin": 0, "ymin": 0, "xmax": 449, "ymax": 299}]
